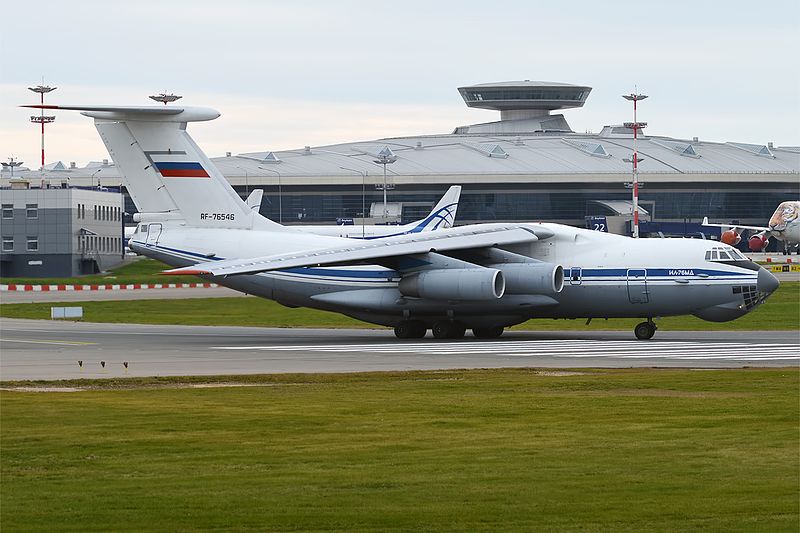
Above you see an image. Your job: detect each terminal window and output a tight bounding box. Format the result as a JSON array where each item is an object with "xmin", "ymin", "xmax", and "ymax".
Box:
[
  {"xmin": 26, "ymin": 237, "xmax": 38, "ymax": 252},
  {"xmin": 1, "ymin": 204, "xmax": 12, "ymax": 218},
  {"xmin": 26, "ymin": 204, "xmax": 38, "ymax": 219},
  {"xmin": 2, "ymin": 237, "xmax": 12, "ymax": 252}
]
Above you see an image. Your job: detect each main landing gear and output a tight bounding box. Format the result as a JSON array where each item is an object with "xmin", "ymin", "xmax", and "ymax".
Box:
[
  {"xmin": 472, "ymin": 326, "xmax": 504, "ymax": 339},
  {"xmin": 393, "ymin": 320, "xmax": 506, "ymax": 340},
  {"xmin": 432, "ymin": 320, "xmax": 466, "ymax": 339},
  {"xmin": 393, "ymin": 320, "xmax": 427, "ymax": 339},
  {"xmin": 634, "ymin": 319, "xmax": 657, "ymax": 340}
]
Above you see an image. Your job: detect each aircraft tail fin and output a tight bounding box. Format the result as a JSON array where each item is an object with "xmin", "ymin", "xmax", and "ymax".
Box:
[
  {"xmin": 245, "ymin": 189, "xmax": 264, "ymax": 211},
  {"xmin": 23, "ymin": 105, "xmax": 286, "ymax": 231},
  {"xmin": 399, "ymin": 185, "xmax": 462, "ymax": 233}
]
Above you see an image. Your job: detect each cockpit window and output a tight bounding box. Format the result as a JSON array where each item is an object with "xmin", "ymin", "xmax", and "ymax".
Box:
[{"xmin": 706, "ymin": 246, "xmax": 747, "ymax": 263}]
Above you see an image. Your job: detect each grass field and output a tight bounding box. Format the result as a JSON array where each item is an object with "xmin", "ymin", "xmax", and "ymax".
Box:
[
  {"xmin": 1, "ymin": 282, "xmax": 798, "ymax": 331},
  {"xmin": 1, "ymin": 368, "xmax": 798, "ymax": 531}
]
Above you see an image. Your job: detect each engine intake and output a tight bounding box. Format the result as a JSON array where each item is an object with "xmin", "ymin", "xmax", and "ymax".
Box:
[
  {"xmin": 398, "ymin": 268, "xmax": 505, "ymax": 301},
  {"xmin": 490, "ymin": 262, "xmax": 564, "ymax": 295}
]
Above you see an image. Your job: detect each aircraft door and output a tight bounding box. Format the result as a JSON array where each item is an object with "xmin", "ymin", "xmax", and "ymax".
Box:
[
  {"xmin": 569, "ymin": 267, "xmax": 582, "ymax": 285},
  {"xmin": 626, "ymin": 269, "xmax": 649, "ymax": 303},
  {"xmin": 146, "ymin": 223, "xmax": 162, "ymax": 245}
]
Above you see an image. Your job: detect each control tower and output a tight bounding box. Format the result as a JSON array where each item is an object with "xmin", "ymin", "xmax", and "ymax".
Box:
[{"xmin": 455, "ymin": 81, "xmax": 592, "ymax": 134}]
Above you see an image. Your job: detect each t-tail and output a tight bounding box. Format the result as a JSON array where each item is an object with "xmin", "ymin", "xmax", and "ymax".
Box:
[{"xmin": 21, "ymin": 104, "xmax": 286, "ymax": 231}]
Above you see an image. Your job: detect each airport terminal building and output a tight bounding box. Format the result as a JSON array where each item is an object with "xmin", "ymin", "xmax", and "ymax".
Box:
[{"xmin": 4, "ymin": 81, "xmax": 798, "ymax": 237}]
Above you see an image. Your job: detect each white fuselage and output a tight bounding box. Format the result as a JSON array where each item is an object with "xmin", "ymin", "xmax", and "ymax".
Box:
[{"xmin": 130, "ymin": 221, "xmax": 777, "ymax": 328}]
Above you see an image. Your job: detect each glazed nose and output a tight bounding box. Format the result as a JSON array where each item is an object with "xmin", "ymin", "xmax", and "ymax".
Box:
[{"xmin": 757, "ymin": 267, "xmax": 779, "ymax": 294}]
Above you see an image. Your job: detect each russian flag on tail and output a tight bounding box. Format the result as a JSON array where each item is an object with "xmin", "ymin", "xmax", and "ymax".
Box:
[{"xmin": 154, "ymin": 162, "xmax": 209, "ymax": 178}]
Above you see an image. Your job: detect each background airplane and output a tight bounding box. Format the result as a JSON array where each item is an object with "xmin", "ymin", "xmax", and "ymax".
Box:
[
  {"xmin": 295, "ymin": 185, "xmax": 460, "ymax": 239},
  {"xmin": 703, "ymin": 201, "xmax": 800, "ymax": 254},
  {"xmin": 30, "ymin": 103, "xmax": 779, "ymax": 340}
]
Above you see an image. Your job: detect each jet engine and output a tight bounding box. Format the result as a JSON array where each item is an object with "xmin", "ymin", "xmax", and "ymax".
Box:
[
  {"xmin": 490, "ymin": 262, "xmax": 564, "ymax": 295},
  {"xmin": 721, "ymin": 229, "xmax": 741, "ymax": 246},
  {"xmin": 748, "ymin": 234, "xmax": 769, "ymax": 252},
  {"xmin": 398, "ymin": 268, "xmax": 505, "ymax": 301}
]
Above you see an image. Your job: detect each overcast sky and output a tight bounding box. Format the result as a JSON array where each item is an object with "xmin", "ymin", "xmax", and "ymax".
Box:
[{"xmin": 1, "ymin": 0, "xmax": 798, "ymax": 167}]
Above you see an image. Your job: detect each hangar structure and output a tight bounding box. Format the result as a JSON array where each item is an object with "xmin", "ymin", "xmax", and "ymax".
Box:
[{"xmin": 4, "ymin": 81, "xmax": 798, "ymax": 235}]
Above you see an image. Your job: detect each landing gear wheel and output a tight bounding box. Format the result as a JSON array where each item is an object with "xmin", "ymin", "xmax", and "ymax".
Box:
[
  {"xmin": 634, "ymin": 321, "xmax": 657, "ymax": 340},
  {"xmin": 472, "ymin": 326, "xmax": 504, "ymax": 339},
  {"xmin": 394, "ymin": 320, "xmax": 427, "ymax": 339},
  {"xmin": 432, "ymin": 321, "xmax": 466, "ymax": 339}
]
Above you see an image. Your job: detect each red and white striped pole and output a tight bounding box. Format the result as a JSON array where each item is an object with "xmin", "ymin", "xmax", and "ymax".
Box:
[
  {"xmin": 623, "ymin": 91, "xmax": 648, "ymax": 238},
  {"xmin": 28, "ymin": 85, "xmax": 57, "ymax": 171}
]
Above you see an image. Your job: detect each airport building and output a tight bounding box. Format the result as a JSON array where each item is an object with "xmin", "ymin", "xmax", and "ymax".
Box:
[
  {"xmin": 0, "ymin": 180, "xmax": 125, "ymax": 277},
  {"xmin": 4, "ymin": 81, "xmax": 799, "ymax": 237}
]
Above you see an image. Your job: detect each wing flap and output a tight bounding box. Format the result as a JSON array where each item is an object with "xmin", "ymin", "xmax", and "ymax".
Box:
[{"xmin": 163, "ymin": 223, "xmax": 543, "ymax": 277}]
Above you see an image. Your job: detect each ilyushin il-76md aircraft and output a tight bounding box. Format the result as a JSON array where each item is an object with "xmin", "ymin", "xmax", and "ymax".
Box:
[
  {"xmin": 27, "ymin": 103, "xmax": 780, "ymax": 340},
  {"xmin": 703, "ymin": 201, "xmax": 800, "ymax": 255}
]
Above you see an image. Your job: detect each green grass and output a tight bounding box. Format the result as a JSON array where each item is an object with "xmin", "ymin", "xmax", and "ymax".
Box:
[
  {"xmin": 0, "ymin": 258, "xmax": 201, "ymax": 285},
  {"xmin": 1, "ymin": 282, "xmax": 797, "ymax": 331},
  {"xmin": 1, "ymin": 368, "xmax": 798, "ymax": 531}
]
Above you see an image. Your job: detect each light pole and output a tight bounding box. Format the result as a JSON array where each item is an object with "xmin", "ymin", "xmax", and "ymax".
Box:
[
  {"xmin": 234, "ymin": 165, "xmax": 249, "ymax": 195},
  {"xmin": 622, "ymin": 91, "xmax": 648, "ymax": 238},
  {"xmin": 340, "ymin": 166, "xmax": 368, "ymax": 238},
  {"xmin": 258, "ymin": 166, "xmax": 282, "ymax": 224},
  {"xmin": 91, "ymin": 168, "xmax": 102, "ymax": 189},
  {"xmin": 373, "ymin": 148, "xmax": 397, "ymax": 220},
  {"xmin": 2, "ymin": 157, "xmax": 23, "ymax": 178}
]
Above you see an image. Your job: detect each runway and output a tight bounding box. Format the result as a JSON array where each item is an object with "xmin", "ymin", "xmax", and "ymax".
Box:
[{"xmin": 1, "ymin": 318, "xmax": 797, "ymax": 381}]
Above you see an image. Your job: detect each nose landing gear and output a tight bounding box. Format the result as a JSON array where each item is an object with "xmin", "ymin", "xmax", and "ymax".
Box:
[{"xmin": 634, "ymin": 320, "xmax": 657, "ymax": 340}]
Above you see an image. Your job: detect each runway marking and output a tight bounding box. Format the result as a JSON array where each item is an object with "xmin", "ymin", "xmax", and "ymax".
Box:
[
  {"xmin": 0, "ymin": 338, "xmax": 97, "ymax": 346},
  {"xmin": 211, "ymin": 340, "xmax": 800, "ymax": 362}
]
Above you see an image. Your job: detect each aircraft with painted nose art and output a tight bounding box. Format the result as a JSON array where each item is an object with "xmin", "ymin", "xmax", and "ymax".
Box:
[{"xmin": 703, "ymin": 201, "xmax": 800, "ymax": 255}]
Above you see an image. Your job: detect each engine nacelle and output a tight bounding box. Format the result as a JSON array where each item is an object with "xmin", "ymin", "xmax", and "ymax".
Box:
[
  {"xmin": 721, "ymin": 229, "xmax": 741, "ymax": 246},
  {"xmin": 490, "ymin": 262, "xmax": 564, "ymax": 295},
  {"xmin": 748, "ymin": 234, "xmax": 769, "ymax": 252},
  {"xmin": 398, "ymin": 268, "xmax": 505, "ymax": 301}
]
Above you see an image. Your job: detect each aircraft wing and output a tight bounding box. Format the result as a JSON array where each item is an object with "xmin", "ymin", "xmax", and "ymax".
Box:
[
  {"xmin": 701, "ymin": 217, "xmax": 769, "ymax": 232},
  {"xmin": 164, "ymin": 223, "xmax": 548, "ymax": 277}
]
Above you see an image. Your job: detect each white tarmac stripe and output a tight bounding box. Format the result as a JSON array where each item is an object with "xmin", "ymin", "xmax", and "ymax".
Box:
[
  {"xmin": 211, "ymin": 340, "xmax": 799, "ymax": 361},
  {"xmin": 211, "ymin": 341, "xmax": 797, "ymax": 350}
]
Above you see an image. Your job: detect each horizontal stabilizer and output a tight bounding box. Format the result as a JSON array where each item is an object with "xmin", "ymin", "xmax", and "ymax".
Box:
[
  {"xmin": 21, "ymin": 104, "xmax": 219, "ymax": 122},
  {"xmin": 163, "ymin": 223, "xmax": 545, "ymax": 277}
]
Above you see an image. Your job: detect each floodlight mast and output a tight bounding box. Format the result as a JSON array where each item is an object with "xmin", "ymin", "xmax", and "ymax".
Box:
[
  {"xmin": 28, "ymin": 85, "xmax": 56, "ymax": 171},
  {"xmin": 148, "ymin": 93, "xmax": 182, "ymax": 105},
  {"xmin": 622, "ymin": 91, "xmax": 648, "ymax": 238},
  {"xmin": 2, "ymin": 157, "xmax": 23, "ymax": 178},
  {"xmin": 373, "ymin": 152, "xmax": 397, "ymax": 220}
]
